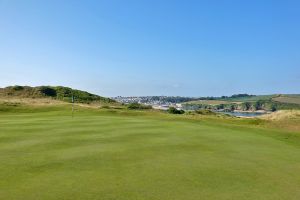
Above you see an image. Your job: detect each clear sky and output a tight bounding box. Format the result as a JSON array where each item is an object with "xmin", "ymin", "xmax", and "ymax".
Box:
[{"xmin": 0, "ymin": 0, "xmax": 299, "ymax": 97}]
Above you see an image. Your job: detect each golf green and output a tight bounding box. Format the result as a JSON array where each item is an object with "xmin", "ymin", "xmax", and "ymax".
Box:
[{"xmin": 0, "ymin": 107, "xmax": 300, "ymax": 200}]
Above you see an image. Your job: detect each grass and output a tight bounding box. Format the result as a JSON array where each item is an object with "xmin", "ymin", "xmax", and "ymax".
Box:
[
  {"xmin": 260, "ymin": 110, "xmax": 300, "ymax": 132},
  {"xmin": 0, "ymin": 85, "xmax": 116, "ymax": 104},
  {"xmin": 0, "ymin": 105, "xmax": 300, "ymax": 200},
  {"xmin": 184, "ymin": 100, "xmax": 234, "ymax": 105},
  {"xmin": 273, "ymin": 96, "xmax": 300, "ymax": 105},
  {"xmin": 224, "ymin": 95, "xmax": 276, "ymax": 102},
  {"xmin": 184, "ymin": 94, "xmax": 300, "ymax": 111}
]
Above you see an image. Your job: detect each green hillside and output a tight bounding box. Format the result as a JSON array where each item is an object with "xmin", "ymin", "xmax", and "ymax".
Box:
[
  {"xmin": 0, "ymin": 85, "xmax": 115, "ymax": 104},
  {"xmin": 273, "ymin": 95, "xmax": 300, "ymax": 105},
  {"xmin": 183, "ymin": 94, "xmax": 300, "ymax": 111},
  {"xmin": 224, "ymin": 94, "xmax": 276, "ymax": 102}
]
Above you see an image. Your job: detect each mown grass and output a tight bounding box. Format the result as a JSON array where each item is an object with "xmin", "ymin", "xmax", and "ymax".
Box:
[{"xmin": 0, "ymin": 105, "xmax": 300, "ymax": 200}]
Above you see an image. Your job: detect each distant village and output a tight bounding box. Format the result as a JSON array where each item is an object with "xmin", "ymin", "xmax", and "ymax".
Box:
[
  {"xmin": 112, "ymin": 94, "xmax": 259, "ymax": 111},
  {"xmin": 112, "ymin": 96, "xmax": 184, "ymax": 110}
]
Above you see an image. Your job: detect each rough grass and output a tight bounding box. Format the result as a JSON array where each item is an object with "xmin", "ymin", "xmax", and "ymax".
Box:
[
  {"xmin": 0, "ymin": 97, "xmax": 119, "ymax": 110},
  {"xmin": 261, "ymin": 110, "xmax": 300, "ymax": 121},
  {"xmin": 0, "ymin": 97, "xmax": 66, "ymax": 105},
  {"xmin": 0, "ymin": 105, "xmax": 300, "ymax": 200},
  {"xmin": 260, "ymin": 110, "xmax": 300, "ymax": 132}
]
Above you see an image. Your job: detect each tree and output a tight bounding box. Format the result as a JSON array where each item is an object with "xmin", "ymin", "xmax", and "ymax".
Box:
[
  {"xmin": 271, "ymin": 104, "xmax": 277, "ymax": 112},
  {"xmin": 216, "ymin": 104, "xmax": 225, "ymax": 110},
  {"xmin": 254, "ymin": 100, "xmax": 263, "ymax": 110},
  {"xmin": 229, "ymin": 104, "xmax": 236, "ymax": 112},
  {"xmin": 243, "ymin": 102, "xmax": 251, "ymax": 111},
  {"xmin": 38, "ymin": 86, "xmax": 57, "ymax": 97}
]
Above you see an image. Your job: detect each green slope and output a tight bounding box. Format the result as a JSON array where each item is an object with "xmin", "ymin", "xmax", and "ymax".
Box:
[
  {"xmin": 273, "ymin": 95, "xmax": 300, "ymax": 105},
  {"xmin": 184, "ymin": 94, "xmax": 300, "ymax": 111},
  {"xmin": 224, "ymin": 94, "xmax": 276, "ymax": 102},
  {"xmin": 0, "ymin": 106, "xmax": 300, "ymax": 200},
  {"xmin": 0, "ymin": 85, "xmax": 115, "ymax": 104}
]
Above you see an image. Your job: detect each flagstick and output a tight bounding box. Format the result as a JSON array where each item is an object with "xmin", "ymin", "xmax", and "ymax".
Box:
[{"xmin": 72, "ymin": 94, "xmax": 74, "ymax": 118}]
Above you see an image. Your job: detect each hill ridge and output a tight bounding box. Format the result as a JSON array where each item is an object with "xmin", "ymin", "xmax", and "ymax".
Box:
[{"xmin": 0, "ymin": 85, "xmax": 115, "ymax": 104}]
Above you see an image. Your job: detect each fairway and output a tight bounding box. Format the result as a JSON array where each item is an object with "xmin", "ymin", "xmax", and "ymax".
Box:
[{"xmin": 0, "ymin": 107, "xmax": 300, "ymax": 200}]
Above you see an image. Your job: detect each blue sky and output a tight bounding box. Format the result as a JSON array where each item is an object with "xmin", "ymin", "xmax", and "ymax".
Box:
[{"xmin": 0, "ymin": 0, "xmax": 299, "ymax": 97}]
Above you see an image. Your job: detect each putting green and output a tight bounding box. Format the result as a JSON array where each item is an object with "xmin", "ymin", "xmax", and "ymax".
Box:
[{"xmin": 0, "ymin": 107, "xmax": 299, "ymax": 200}]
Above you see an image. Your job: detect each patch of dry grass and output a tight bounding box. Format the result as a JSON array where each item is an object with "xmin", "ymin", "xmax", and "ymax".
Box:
[
  {"xmin": 0, "ymin": 97, "xmax": 66, "ymax": 106},
  {"xmin": 0, "ymin": 97, "xmax": 122, "ymax": 110},
  {"xmin": 261, "ymin": 110, "xmax": 300, "ymax": 132},
  {"xmin": 261, "ymin": 110, "xmax": 300, "ymax": 120}
]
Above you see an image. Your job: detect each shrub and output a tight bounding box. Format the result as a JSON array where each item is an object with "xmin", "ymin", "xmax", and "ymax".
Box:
[
  {"xmin": 271, "ymin": 104, "xmax": 277, "ymax": 112},
  {"xmin": 168, "ymin": 107, "xmax": 185, "ymax": 114},
  {"xmin": 254, "ymin": 100, "xmax": 264, "ymax": 110},
  {"xmin": 195, "ymin": 109, "xmax": 215, "ymax": 115},
  {"xmin": 127, "ymin": 103, "xmax": 152, "ymax": 110},
  {"xmin": 224, "ymin": 104, "xmax": 236, "ymax": 112},
  {"xmin": 243, "ymin": 102, "xmax": 251, "ymax": 110},
  {"xmin": 216, "ymin": 104, "xmax": 225, "ymax": 110},
  {"xmin": 38, "ymin": 86, "xmax": 57, "ymax": 97},
  {"xmin": 11, "ymin": 85, "xmax": 24, "ymax": 91}
]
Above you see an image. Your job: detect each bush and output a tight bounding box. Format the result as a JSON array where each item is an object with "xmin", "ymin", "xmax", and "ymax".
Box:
[
  {"xmin": 271, "ymin": 104, "xmax": 277, "ymax": 112},
  {"xmin": 242, "ymin": 102, "xmax": 251, "ymax": 110},
  {"xmin": 254, "ymin": 100, "xmax": 264, "ymax": 110},
  {"xmin": 127, "ymin": 103, "xmax": 152, "ymax": 110},
  {"xmin": 168, "ymin": 107, "xmax": 185, "ymax": 114},
  {"xmin": 38, "ymin": 86, "xmax": 57, "ymax": 97},
  {"xmin": 11, "ymin": 85, "xmax": 24, "ymax": 91},
  {"xmin": 195, "ymin": 109, "xmax": 215, "ymax": 115}
]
